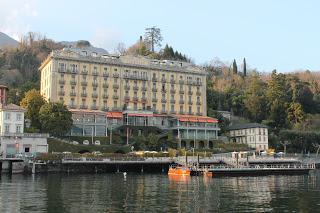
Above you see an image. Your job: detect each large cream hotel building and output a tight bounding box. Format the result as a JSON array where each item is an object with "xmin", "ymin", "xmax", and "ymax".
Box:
[{"xmin": 39, "ymin": 48, "xmax": 207, "ymax": 115}]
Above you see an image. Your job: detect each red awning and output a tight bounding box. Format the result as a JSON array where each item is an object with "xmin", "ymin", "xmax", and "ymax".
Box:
[
  {"xmin": 178, "ymin": 118, "xmax": 189, "ymax": 122},
  {"xmin": 107, "ymin": 112, "xmax": 123, "ymax": 119},
  {"xmin": 207, "ymin": 118, "xmax": 218, "ymax": 123},
  {"xmin": 127, "ymin": 113, "xmax": 153, "ymax": 117}
]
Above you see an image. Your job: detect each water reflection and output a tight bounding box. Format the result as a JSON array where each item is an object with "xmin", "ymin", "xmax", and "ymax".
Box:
[{"xmin": 0, "ymin": 172, "xmax": 319, "ymax": 212}]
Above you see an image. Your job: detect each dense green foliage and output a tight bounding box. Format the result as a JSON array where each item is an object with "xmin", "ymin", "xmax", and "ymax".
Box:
[{"xmin": 39, "ymin": 102, "xmax": 73, "ymax": 137}]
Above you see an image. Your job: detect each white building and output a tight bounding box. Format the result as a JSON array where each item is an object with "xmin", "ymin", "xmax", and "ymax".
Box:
[
  {"xmin": 0, "ymin": 103, "xmax": 48, "ymax": 158},
  {"xmin": 228, "ymin": 123, "xmax": 269, "ymax": 151}
]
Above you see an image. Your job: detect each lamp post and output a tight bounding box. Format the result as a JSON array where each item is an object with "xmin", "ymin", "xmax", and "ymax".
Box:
[
  {"xmin": 109, "ymin": 126, "xmax": 112, "ymax": 145},
  {"xmin": 280, "ymin": 140, "xmax": 290, "ymax": 156}
]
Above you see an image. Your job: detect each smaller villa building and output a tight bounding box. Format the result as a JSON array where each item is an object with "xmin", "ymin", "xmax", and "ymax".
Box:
[{"xmin": 228, "ymin": 123, "xmax": 269, "ymax": 151}]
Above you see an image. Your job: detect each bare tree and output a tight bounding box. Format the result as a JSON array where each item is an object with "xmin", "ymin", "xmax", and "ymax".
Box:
[
  {"xmin": 114, "ymin": 42, "xmax": 126, "ymax": 55},
  {"xmin": 312, "ymin": 143, "xmax": 320, "ymax": 157},
  {"xmin": 144, "ymin": 26, "xmax": 163, "ymax": 52},
  {"xmin": 280, "ymin": 140, "xmax": 290, "ymax": 155}
]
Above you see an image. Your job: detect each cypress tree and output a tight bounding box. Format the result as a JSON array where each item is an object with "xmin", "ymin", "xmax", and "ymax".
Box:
[
  {"xmin": 232, "ymin": 59, "xmax": 238, "ymax": 74},
  {"xmin": 243, "ymin": 58, "xmax": 247, "ymax": 77}
]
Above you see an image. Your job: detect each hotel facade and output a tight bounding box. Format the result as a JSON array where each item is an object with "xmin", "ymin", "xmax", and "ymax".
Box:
[{"xmin": 39, "ymin": 48, "xmax": 220, "ymax": 149}]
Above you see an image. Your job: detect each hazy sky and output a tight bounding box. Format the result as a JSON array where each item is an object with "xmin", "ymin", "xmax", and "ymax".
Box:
[{"xmin": 1, "ymin": 0, "xmax": 319, "ymax": 72}]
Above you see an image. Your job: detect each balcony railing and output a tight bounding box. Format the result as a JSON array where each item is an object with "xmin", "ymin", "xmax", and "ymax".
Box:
[
  {"xmin": 195, "ymin": 81, "xmax": 202, "ymax": 86},
  {"xmin": 68, "ymin": 104, "xmax": 76, "ymax": 109},
  {"xmin": 196, "ymin": 101, "xmax": 201, "ymax": 105},
  {"xmin": 112, "ymin": 107, "xmax": 122, "ymax": 111},
  {"xmin": 152, "ymin": 88, "xmax": 157, "ymax": 92},
  {"xmin": 179, "ymin": 80, "xmax": 184, "ymax": 84},
  {"xmin": 92, "ymin": 71, "xmax": 99, "ymax": 76},
  {"xmin": 161, "ymin": 110, "xmax": 167, "ymax": 114},
  {"xmin": 188, "ymin": 100, "xmax": 193, "ymax": 105},
  {"xmin": 179, "ymin": 111, "xmax": 184, "ymax": 114},
  {"xmin": 70, "ymin": 92, "xmax": 76, "ymax": 97},
  {"xmin": 133, "ymin": 85, "xmax": 139, "ymax": 91},
  {"xmin": 81, "ymin": 93, "xmax": 87, "ymax": 97},
  {"xmin": 196, "ymin": 91, "xmax": 201, "ymax": 96},
  {"xmin": 103, "ymin": 73, "xmax": 109, "ymax": 77},
  {"xmin": 58, "ymin": 91, "xmax": 65, "ymax": 96},
  {"xmin": 113, "ymin": 95, "xmax": 119, "ymax": 99},
  {"xmin": 188, "ymin": 91, "xmax": 193, "ymax": 95},
  {"xmin": 113, "ymin": 73, "xmax": 119, "ymax": 78},
  {"xmin": 124, "ymin": 96, "xmax": 130, "ymax": 101},
  {"xmin": 70, "ymin": 80, "xmax": 77, "ymax": 85},
  {"xmin": 59, "ymin": 80, "xmax": 65, "ymax": 84},
  {"xmin": 170, "ymin": 79, "xmax": 175, "ymax": 84},
  {"xmin": 123, "ymin": 74, "xmax": 148, "ymax": 81},
  {"xmin": 103, "ymin": 94, "xmax": 108, "ymax": 99},
  {"xmin": 81, "ymin": 70, "xmax": 88, "ymax": 75},
  {"xmin": 81, "ymin": 81, "xmax": 87, "ymax": 86},
  {"xmin": 80, "ymin": 105, "xmax": 88, "ymax": 109},
  {"xmin": 196, "ymin": 112, "xmax": 203, "ymax": 116},
  {"xmin": 141, "ymin": 86, "xmax": 147, "ymax": 91},
  {"xmin": 92, "ymin": 82, "xmax": 98, "ymax": 87},
  {"xmin": 133, "ymin": 97, "xmax": 139, "ymax": 101},
  {"xmin": 58, "ymin": 68, "xmax": 66, "ymax": 73},
  {"xmin": 170, "ymin": 89, "xmax": 176, "ymax": 94},
  {"xmin": 141, "ymin": 97, "xmax": 147, "ymax": 102},
  {"xmin": 103, "ymin": 83, "xmax": 109, "ymax": 88},
  {"xmin": 170, "ymin": 110, "xmax": 176, "ymax": 114},
  {"xmin": 179, "ymin": 100, "xmax": 185, "ymax": 104},
  {"xmin": 179, "ymin": 90, "xmax": 185, "ymax": 94},
  {"xmin": 92, "ymin": 93, "xmax": 98, "ymax": 98},
  {"xmin": 124, "ymin": 85, "xmax": 130, "ymax": 90},
  {"xmin": 161, "ymin": 99, "xmax": 167, "ymax": 103},
  {"xmin": 91, "ymin": 105, "xmax": 98, "ymax": 110},
  {"xmin": 161, "ymin": 89, "xmax": 167, "ymax": 93},
  {"xmin": 152, "ymin": 98, "xmax": 157, "ymax": 102},
  {"xmin": 113, "ymin": 84, "xmax": 119, "ymax": 89},
  {"xmin": 170, "ymin": 99, "xmax": 175, "ymax": 104},
  {"xmin": 161, "ymin": 78, "xmax": 166, "ymax": 83},
  {"xmin": 152, "ymin": 77, "xmax": 158, "ymax": 82}
]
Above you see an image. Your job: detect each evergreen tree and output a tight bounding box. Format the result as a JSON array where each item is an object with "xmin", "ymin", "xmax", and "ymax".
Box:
[
  {"xmin": 232, "ymin": 59, "xmax": 238, "ymax": 74},
  {"xmin": 243, "ymin": 58, "xmax": 247, "ymax": 76},
  {"xmin": 144, "ymin": 26, "xmax": 163, "ymax": 52}
]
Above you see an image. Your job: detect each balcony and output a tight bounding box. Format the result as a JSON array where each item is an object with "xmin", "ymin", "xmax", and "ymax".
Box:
[
  {"xmin": 92, "ymin": 82, "xmax": 98, "ymax": 87},
  {"xmin": 160, "ymin": 110, "xmax": 167, "ymax": 114},
  {"xmin": 179, "ymin": 90, "xmax": 185, "ymax": 94},
  {"xmin": 196, "ymin": 101, "xmax": 201, "ymax": 105},
  {"xmin": 179, "ymin": 100, "xmax": 185, "ymax": 104},
  {"xmin": 123, "ymin": 74, "xmax": 148, "ymax": 81},
  {"xmin": 141, "ymin": 86, "xmax": 147, "ymax": 91},
  {"xmin": 101, "ymin": 107, "xmax": 109, "ymax": 112},
  {"xmin": 179, "ymin": 80, "xmax": 184, "ymax": 84},
  {"xmin": 188, "ymin": 100, "xmax": 193, "ymax": 105},
  {"xmin": 161, "ymin": 99, "xmax": 167, "ymax": 103},
  {"xmin": 124, "ymin": 85, "xmax": 130, "ymax": 90},
  {"xmin": 170, "ymin": 79, "xmax": 175, "ymax": 84},
  {"xmin": 152, "ymin": 88, "xmax": 157, "ymax": 92},
  {"xmin": 124, "ymin": 96, "xmax": 130, "ymax": 101},
  {"xmin": 196, "ymin": 112, "xmax": 203, "ymax": 116},
  {"xmin": 187, "ymin": 80, "xmax": 194, "ymax": 85},
  {"xmin": 195, "ymin": 81, "xmax": 202, "ymax": 86},
  {"xmin": 133, "ymin": 85, "xmax": 139, "ymax": 91},
  {"xmin": 113, "ymin": 95, "xmax": 119, "ymax": 99},
  {"xmin": 92, "ymin": 71, "xmax": 99, "ymax": 76},
  {"xmin": 170, "ymin": 89, "xmax": 176, "ymax": 94},
  {"xmin": 112, "ymin": 107, "xmax": 121, "ymax": 111},
  {"xmin": 59, "ymin": 80, "xmax": 65, "ymax": 85},
  {"xmin": 113, "ymin": 73, "xmax": 119, "ymax": 78},
  {"xmin": 179, "ymin": 111, "xmax": 184, "ymax": 114},
  {"xmin": 81, "ymin": 81, "xmax": 87, "ymax": 86},
  {"xmin": 80, "ymin": 105, "xmax": 88, "ymax": 109},
  {"xmin": 133, "ymin": 97, "xmax": 139, "ymax": 101},
  {"xmin": 58, "ymin": 91, "xmax": 65, "ymax": 96},
  {"xmin": 70, "ymin": 69, "xmax": 78, "ymax": 74},
  {"xmin": 103, "ymin": 72, "xmax": 109, "ymax": 77},
  {"xmin": 103, "ymin": 94, "xmax": 108, "ymax": 99},
  {"xmin": 170, "ymin": 110, "xmax": 176, "ymax": 114},
  {"xmin": 161, "ymin": 78, "xmax": 166, "ymax": 83},
  {"xmin": 91, "ymin": 105, "xmax": 98, "ymax": 110},
  {"xmin": 141, "ymin": 97, "xmax": 147, "ymax": 102},
  {"xmin": 152, "ymin": 77, "xmax": 158, "ymax": 82},
  {"xmin": 161, "ymin": 89, "xmax": 167, "ymax": 93},
  {"xmin": 188, "ymin": 91, "xmax": 193, "ymax": 95},
  {"xmin": 102, "ymin": 83, "xmax": 108, "ymax": 88},
  {"xmin": 58, "ymin": 68, "xmax": 66, "ymax": 73},
  {"xmin": 81, "ymin": 70, "xmax": 88, "ymax": 75},
  {"xmin": 81, "ymin": 93, "xmax": 87, "ymax": 97},
  {"xmin": 113, "ymin": 84, "xmax": 119, "ymax": 89},
  {"xmin": 152, "ymin": 98, "xmax": 157, "ymax": 102},
  {"xmin": 92, "ymin": 93, "xmax": 98, "ymax": 98},
  {"xmin": 170, "ymin": 99, "xmax": 175, "ymax": 104},
  {"xmin": 70, "ymin": 80, "xmax": 77, "ymax": 85},
  {"xmin": 196, "ymin": 91, "xmax": 201, "ymax": 96},
  {"xmin": 70, "ymin": 92, "xmax": 76, "ymax": 97},
  {"xmin": 68, "ymin": 104, "xmax": 76, "ymax": 109}
]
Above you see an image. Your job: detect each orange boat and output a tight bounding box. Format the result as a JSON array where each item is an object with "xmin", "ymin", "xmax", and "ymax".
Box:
[{"xmin": 168, "ymin": 165, "xmax": 191, "ymax": 176}]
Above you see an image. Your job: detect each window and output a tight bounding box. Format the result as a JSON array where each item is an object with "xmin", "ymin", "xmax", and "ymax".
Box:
[
  {"xmin": 180, "ymin": 84, "xmax": 183, "ymax": 90},
  {"xmin": 134, "ymin": 103, "xmax": 138, "ymax": 110},
  {"xmin": 189, "ymin": 106, "xmax": 192, "ymax": 114},
  {"xmin": 93, "ymin": 99, "xmax": 96, "ymax": 107},
  {"xmin": 197, "ymin": 106, "xmax": 200, "ymax": 113},
  {"xmin": 25, "ymin": 147, "xmax": 30, "ymax": 153},
  {"xmin": 153, "ymin": 104, "xmax": 156, "ymax": 110},
  {"xmin": 153, "ymin": 82, "xmax": 156, "ymax": 88},
  {"xmin": 71, "ymin": 98, "xmax": 75, "ymax": 106},
  {"xmin": 5, "ymin": 124, "xmax": 9, "ymax": 133},
  {"xmin": 162, "ymin": 104, "xmax": 165, "ymax": 111},
  {"xmin": 180, "ymin": 105, "xmax": 183, "ymax": 112},
  {"xmin": 16, "ymin": 125, "xmax": 22, "ymax": 133},
  {"xmin": 171, "ymin": 94, "xmax": 174, "ymax": 100},
  {"xmin": 81, "ymin": 99, "xmax": 86, "ymax": 106},
  {"xmin": 171, "ymin": 105, "xmax": 174, "ymax": 111},
  {"xmin": 197, "ymin": 96, "xmax": 200, "ymax": 102},
  {"xmin": 189, "ymin": 96, "xmax": 192, "ymax": 102},
  {"xmin": 180, "ymin": 95, "xmax": 183, "ymax": 100},
  {"xmin": 16, "ymin": 113, "xmax": 22, "ymax": 121},
  {"xmin": 134, "ymin": 81, "xmax": 137, "ymax": 86},
  {"xmin": 134, "ymin": 91, "xmax": 137, "ymax": 97},
  {"xmin": 114, "ymin": 101, "xmax": 118, "ymax": 108},
  {"xmin": 153, "ymin": 92, "xmax": 156, "ymax": 98},
  {"xmin": 5, "ymin": 113, "xmax": 10, "ymax": 120},
  {"xmin": 162, "ymin": 93, "xmax": 165, "ymax": 99},
  {"xmin": 162, "ymin": 84, "xmax": 165, "ymax": 91},
  {"xmin": 125, "ymin": 90, "xmax": 129, "ymax": 96},
  {"xmin": 142, "ymin": 103, "xmax": 146, "ymax": 110},
  {"xmin": 142, "ymin": 92, "xmax": 146, "ymax": 98},
  {"xmin": 82, "ymin": 87, "xmax": 86, "ymax": 93}
]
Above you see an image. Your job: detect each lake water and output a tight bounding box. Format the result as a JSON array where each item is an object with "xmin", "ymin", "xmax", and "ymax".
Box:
[{"xmin": 0, "ymin": 170, "xmax": 320, "ymax": 212}]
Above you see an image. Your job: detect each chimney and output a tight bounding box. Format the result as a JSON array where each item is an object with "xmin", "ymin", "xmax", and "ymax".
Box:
[
  {"xmin": 139, "ymin": 36, "xmax": 143, "ymax": 43},
  {"xmin": 0, "ymin": 85, "xmax": 9, "ymax": 106}
]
